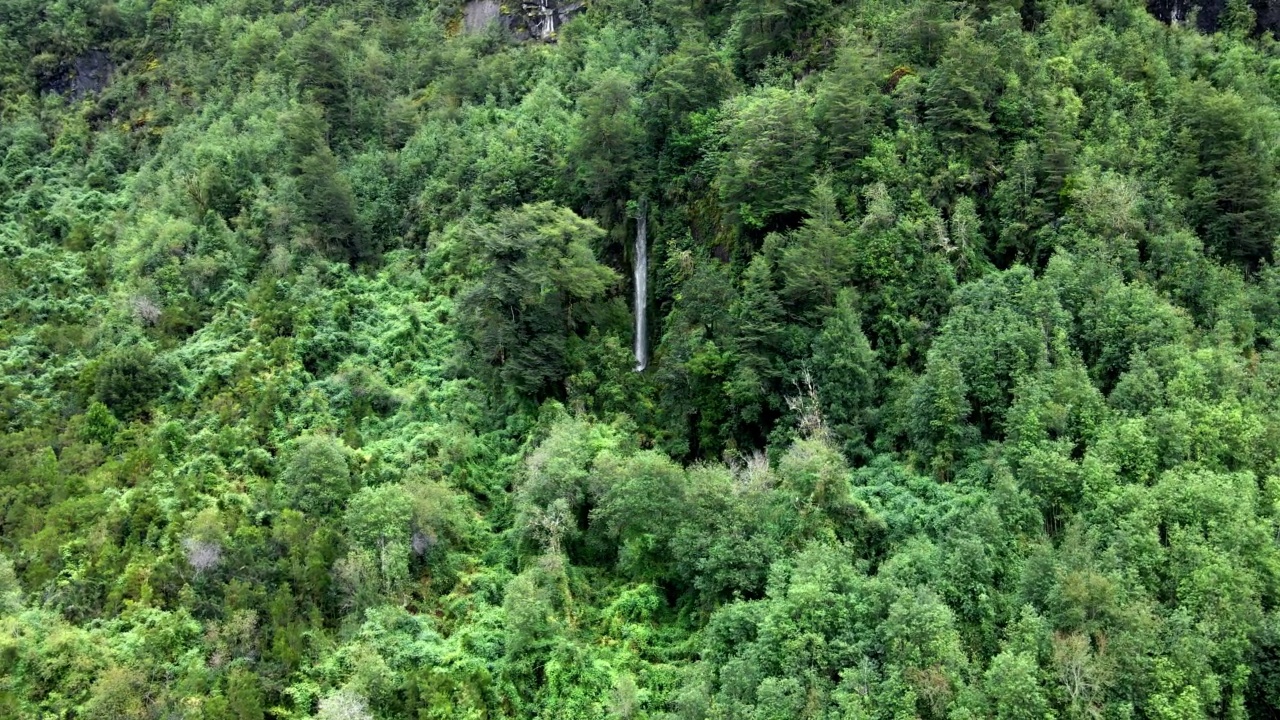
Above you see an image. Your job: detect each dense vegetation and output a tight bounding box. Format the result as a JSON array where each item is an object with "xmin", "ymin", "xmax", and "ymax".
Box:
[{"xmin": 6, "ymin": 0, "xmax": 1280, "ymax": 717}]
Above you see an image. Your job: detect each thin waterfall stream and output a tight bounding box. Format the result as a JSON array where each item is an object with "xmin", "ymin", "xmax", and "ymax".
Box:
[{"xmin": 633, "ymin": 200, "xmax": 648, "ymax": 371}]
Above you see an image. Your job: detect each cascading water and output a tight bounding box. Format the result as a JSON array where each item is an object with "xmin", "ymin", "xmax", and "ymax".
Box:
[{"xmin": 633, "ymin": 201, "xmax": 648, "ymax": 371}]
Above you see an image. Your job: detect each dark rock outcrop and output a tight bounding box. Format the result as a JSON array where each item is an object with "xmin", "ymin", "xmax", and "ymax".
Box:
[
  {"xmin": 41, "ymin": 50, "xmax": 115, "ymax": 100},
  {"xmin": 1146, "ymin": 0, "xmax": 1280, "ymax": 36}
]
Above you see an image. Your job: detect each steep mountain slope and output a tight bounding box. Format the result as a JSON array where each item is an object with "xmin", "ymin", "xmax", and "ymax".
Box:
[{"xmin": 5, "ymin": 0, "xmax": 1280, "ymax": 717}]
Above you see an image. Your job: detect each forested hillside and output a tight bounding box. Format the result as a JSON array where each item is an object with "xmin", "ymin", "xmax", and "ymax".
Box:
[{"xmin": 5, "ymin": 0, "xmax": 1280, "ymax": 717}]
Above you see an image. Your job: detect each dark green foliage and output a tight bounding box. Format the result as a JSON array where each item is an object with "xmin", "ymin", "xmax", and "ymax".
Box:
[
  {"xmin": 296, "ymin": 149, "xmax": 363, "ymax": 261},
  {"xmin": 5, "ymin": 0, "xmax": 1280, "ymax": 718},
  {"xmin": 715, "ymin": 86, "xmax": 817, "ymax": 231},
  {"xmin": 646, "ymin": 37, "xmax": 735, "ymax": 130},
  {"xmin": 732, "ymin": 0, "xmax": 832, "ymax": 72},
  {"xmin": 814, "ymin": 42, "xmax": 890, "ymax": 173},
  {"xmin": 458, "ymin": 203, "xmax": 618, "ymax": 397},
  {"xmin": 908, "ymin": 351, "xmax": 976, "ymax": 478},
  {"xmin": 773, "ymin": 180, "xmax": 856, "ymax": 314},
  {"xmin": 568, "ymin": 70, "xmax": 642, "ymax": 207},
  {"xmin": 1175, "ymin": 85, "xmax": 1280, "ymax": 267},
  {"xmin": 923, "ymin": 21, "xmax": 1003, "ymax": 172},
  {"xmin": 87, "ymin": 344, "xmax": 171, "ymax": 420},
  {"xmin": 810, "ymin": 290, "xmax": 878, "ymax": 458}
]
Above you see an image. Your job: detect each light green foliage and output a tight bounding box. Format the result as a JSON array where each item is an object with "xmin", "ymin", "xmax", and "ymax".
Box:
[
  {"xmin": 775, "ymin": 436, "xmax": 868, "ymax": 542},
  {"xmin": 698, "ymin": 543, "xmax": 887, "ymax": 716},
  {"xmin": 0, "ymin": 554, "xmax": 22, "ymax": 614},
  {"xmin": 82, "ymin": 665, "xmax": 149, "ymax": 719},
  {"xmin": 983, "ymin": 650, "xmax": 1054, "ymax": 720},
  {"xmin": 515, "ymin": 413, "xmax": 622, "ymax": 553},
  {"xmin": 667, "ymin": 463, "xmax": 787, "ymax": 601},
  {"xmin": 6, "ymin": 0, "xmax": 1280, "ymax": 718},
  {"xmin": 345, "ymin": 485, "xmax": 414, "ymax": 550},
  {"xmin": 223, "ymin": 667, "xmax": 266, "ymax": 720},
  {"xmin": 591, "ymin": 450, "xmax": 686, "ymax": 580},
  {"xmin": 344, "ymin": 484, "xmax": 415, "ymax": 595},
  {"xmin": 280, "ymin": 434, "xmax": 352, "ymax": 517}
]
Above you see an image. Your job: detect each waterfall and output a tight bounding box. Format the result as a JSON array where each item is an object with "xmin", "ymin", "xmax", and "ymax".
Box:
[{"xmin": 633, "ymin": 201, "xmax": 648, "ymax": 372}]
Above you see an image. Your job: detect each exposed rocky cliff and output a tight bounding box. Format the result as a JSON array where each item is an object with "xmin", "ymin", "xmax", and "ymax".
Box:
[
  {"xmin": 462, "ymin": 0, "xmax": 585, "ymax": 40},
  {"xmin": 1146, "ymin": 0, "xmax": 1280, "ymax": 35},
  {"xmin": 40, "ymin": 50, "xmax": 114, "ymax": 99}
]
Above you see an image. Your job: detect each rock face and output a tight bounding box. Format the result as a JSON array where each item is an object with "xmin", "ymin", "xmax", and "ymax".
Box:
[
  {"xmin": 463, "ymin": 0, "xmax": 501, "ymax": 34},
  {"xmin": 1146, "ymin": 0, "xmax": 1280, "ymax": 35},
  {"xmin": 42, "ymin": 50, "xmax": 114, "ymax": 99},
  {"xmin": 461, "ymin": 0, "xmax": 585, "ymax": 40}
]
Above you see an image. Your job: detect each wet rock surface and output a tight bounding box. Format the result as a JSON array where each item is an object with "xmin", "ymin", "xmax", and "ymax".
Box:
[
  {"xmin": 461, "ymin": 0, "xmax": 585, "ymax": 40},
  {"xmin": 41, "ymin": 50, "xmax": 115, "ymax": 100}
]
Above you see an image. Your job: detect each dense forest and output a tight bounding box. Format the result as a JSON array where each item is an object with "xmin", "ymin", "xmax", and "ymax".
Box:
[{"xmin": 6, "ymin": 0, "xmax": 1280, "ymax": 716}]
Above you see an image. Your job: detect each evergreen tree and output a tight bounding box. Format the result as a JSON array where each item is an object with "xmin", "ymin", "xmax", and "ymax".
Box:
[
  {"xmin": 458, "ymin": 203, "xmax": 618, "ymax": 397},
  {"xmin": 716, "ymin": 87, "xmax": 818, "ymax": 231},
  {"xmin": 1177, "ymin": 86, "xmax": 1279, "ymax": 267}
]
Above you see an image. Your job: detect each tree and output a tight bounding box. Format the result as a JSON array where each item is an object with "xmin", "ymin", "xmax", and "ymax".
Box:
[
  {"xmin": 568, "ymin": 70, "xmax": 642, "ymax": 206},
  {"xmin": 908, "ymin": 352, "xmax": 975, "ymax": 479},
  {"xmin": 945, "ymin": 195, "xmax": 987, "ymax": 281},
  {"xmin": 0, "ymin": 554, "xmax": 22, "ymax": 614},
  {"xmin": 345, "ymin": 484, "xmax": 413, "ymax": 551},
  {"xmin": 1043, "ymin": 253, "xmax": 1190, "ymax": 391},
  {"xmin": 280, "ymin": 435, "xmax": 352, "ymax": 517},
  {"xmin": 316, "ymin": 689, "xmax": 373, "ymax": 720},
  {"xmin": 344, "ymin": 484, "xmax": 414, "ymax": 594},
  {"xmin": 515, "ymin": 414, "xmax": 621, "ymax": 557},
  {"xmin": 458, "ymin": 204, "xmax": 618, "ymax": 397},
  {"xmin": 775, "ymin": 436, "xmax": 879, "ymax": 545},
  {"xmin": 224, "ymin": 667, "xmax": 265, "ymax": 720},
  {"xmin": 924, "ymin": 23, "xmax": 1000, "ymax": 167},
  {"xmin": 881, "ymin": 588, "xmax": 969, "ymax": 719},
  {"xmin": 646, "ymin": 37, "xmax": 734, "ymax": 130},
  {"xmin": 732, "ymin": 0, "xmax": 830, "ymax": 72},
  {"xmin": 82, "ymin": 666, "xmax": 148, "ymax": 720},
  {"xmin": 1221, "ymin": 0, "xmax": 1257, "ymax": 35},
  {"xmin": 88, "ymin": 344, "xmax": 171, "ymax": 420},
  {"xmin": 1175, "ymin": 86, "xmax": 1279, "ymax": 267},
  {"xmin": 810, "ymin": 290, "xmax": 878, "ymax": 459},
  {"xmin": 923, "ymin": 267, "xmax": 1068, "ymax": 433},
  {"xmin": 726, "ymin": 253, "xmax": 787, "ymax": 443},
  {"xmin": 669, "ymin": 465, "xmax": 786, "ymax": 601},
  {"xmin": 591, "ymin": 450, "xmax": 686, "ymax": 581},
  {"xmin": 291, "ymin": 20, "xmax": 353, "ymax": 139},
  {"xmin": 698, "ymin": 542, "xmax": 883, "ymax": 715},
  {"xmin": 716, "ymin": 87, "xmax": 817, "ymax": 231},
  {"xmin": 983, "ymin": 651, "xmax": 1053, "ymax": 720},
  {"xmin": 814, "ymin": 41, "xmax": 889, "ymax": 171},
  {"xmin": 297, "ymin": 148, "xmax": 363, "ymax": 261},
  {"xmin": 775, "ymin": 180, "xmax": 856, "ymax": 314}
]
